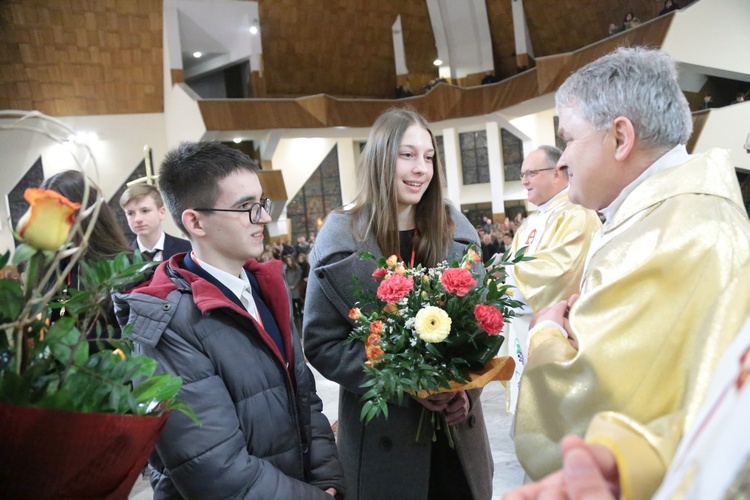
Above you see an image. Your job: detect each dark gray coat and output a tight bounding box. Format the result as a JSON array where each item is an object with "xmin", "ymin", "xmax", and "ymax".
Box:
[
  {"xmin": 114, "ymin": 256, "xmax": 344, "ymax": 499},
  {"xmin": 303, "ymin": 206, "xmax": 493, "ymax": 500}
]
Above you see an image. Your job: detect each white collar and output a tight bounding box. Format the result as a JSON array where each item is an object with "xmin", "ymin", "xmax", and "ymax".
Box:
[
  {"xmin": 600, "ymin": 145, "xmax": 692, "ymax": 223},
  {"xmin": 191, "ymin": 252, "xmax": 250, "ymax": 301},
  {"xmin": 534, "ymin": 187, "xmax": 569, "ymax": 215},
  {"xmin": 137, "ymin": 231, "xmax": 166, "ymax": 253}
]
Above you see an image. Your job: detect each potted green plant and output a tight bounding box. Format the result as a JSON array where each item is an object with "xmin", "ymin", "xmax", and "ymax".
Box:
[{"xmin": 0, "ymin": 111, "xmax": 194, "ymax": 498}]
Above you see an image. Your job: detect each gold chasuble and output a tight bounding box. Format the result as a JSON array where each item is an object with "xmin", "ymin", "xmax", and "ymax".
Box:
[
  {"xmin": 514, "ymin": 149, "xmax": 750, "ymax": 499},
  {"xmin": 503, "ymin": 191, "xmax": 600, "ymax": 411},
  {"xmin": 510, "ymin": 190, "xmax": 601, "ymax": 312}
]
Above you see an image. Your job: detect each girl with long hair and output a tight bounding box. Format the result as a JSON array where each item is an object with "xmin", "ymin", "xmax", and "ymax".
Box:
[
  {"xmin": 303, "ymin": 108, "xmax": 493, "ymax": 499},
  {"xmin": 41, "ymin": 170, "xmax": 133, "ymax": 349}
]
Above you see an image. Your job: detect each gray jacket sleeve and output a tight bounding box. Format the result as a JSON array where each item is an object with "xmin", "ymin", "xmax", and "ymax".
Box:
[{"xmin": 303, "ymin": 212, "xmax": 377, "ymax": 394}]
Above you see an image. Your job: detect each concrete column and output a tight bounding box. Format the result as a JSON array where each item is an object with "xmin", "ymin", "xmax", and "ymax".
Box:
[
  {"xmin": 337, "ymin": 138, "xmax": 359, "ymax": 206},
  {"xmin": 511, "ymin": 0, "xmax": 533, "ymax": 70},
  {"xmin": 486, "ymin": 121, "xmax": 506, "ymax": 222},
  {"xmin": 441, "ymin": 127, "xmax": 461, "ymax": 207}
]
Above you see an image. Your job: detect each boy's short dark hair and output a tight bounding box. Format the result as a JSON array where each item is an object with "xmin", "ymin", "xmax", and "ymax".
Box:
[{"xmin": 159, "ymin": 142, "xmax": 261, "ymax": 234}]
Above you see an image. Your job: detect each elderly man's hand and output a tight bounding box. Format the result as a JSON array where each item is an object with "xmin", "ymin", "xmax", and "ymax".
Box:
[
  {"xmin": 530, "ymin": 295, "xmax": 580, "ymax": 349},
  {"xmin": 505, "ymin": 436, "xmax": 620, "ymax": 500}
]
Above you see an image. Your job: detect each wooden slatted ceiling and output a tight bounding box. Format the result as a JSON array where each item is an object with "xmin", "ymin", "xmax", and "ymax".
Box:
[
  {"xmin": 0, "ymin": 0, "xmax": 163, "ymax": 116},
  {"xmin": 257, "ymin": 0, "xmax": 436, "ymax": 99}
]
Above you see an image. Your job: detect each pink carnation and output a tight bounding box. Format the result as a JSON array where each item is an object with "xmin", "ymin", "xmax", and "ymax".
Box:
[
  {"xmin": 377, "ymin": 274, "xmax": 413, "ymax": 304},
  {"xmin": 441, "ymin": 267, "xmax": 476, "ymax": 296},
  {"xmin": 474, "ymin": 304, "xmax": 504, "ymax": 335}
]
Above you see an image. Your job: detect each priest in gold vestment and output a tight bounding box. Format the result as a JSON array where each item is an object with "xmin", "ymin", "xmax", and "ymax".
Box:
[
  {"xmin": 496, "ymin": 145, "xmax": 600, "ymax": 412},
  {"xmin": 512, "ymin": 47, "xmax": 750, "ymax": 499}
]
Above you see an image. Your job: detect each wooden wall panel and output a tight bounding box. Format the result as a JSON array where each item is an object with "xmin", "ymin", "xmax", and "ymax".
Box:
[
  {"xmin": 0, "ymin": 0, "xmax": 163, "ymax": 116},
  {"xmin": 523, "ymin": 0, "xmax": 695, "ymax": 59},
  {"xmin": 536, "ymin": 15, "xmax": 673, "ymax": 96},
  {"xmin": 258, "ymin": 0, "xmax": 435, "ymax": 99},
  {"xmin": 485, "ymin": 0, "xmax": 518, "ymax": 81}
]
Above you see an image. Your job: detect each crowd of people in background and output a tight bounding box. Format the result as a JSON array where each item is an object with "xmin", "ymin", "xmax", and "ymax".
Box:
[
  {"xmin": 702, "ymin": 91, "xmax": 748, "ymax": 109},
  {"xmin": 608, "ymin": 1, "xmax": 680, "ymax": 37},
  {"xmin": 260, "ymin": 234, "xmax": 315, "ymax": 320},
  {"xmin": 476, "ymin": 212, "xmax": 524, "ymax": 264}
]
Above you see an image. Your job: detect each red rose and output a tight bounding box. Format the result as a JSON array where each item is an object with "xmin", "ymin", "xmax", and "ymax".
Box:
[
  {"xmin": 441, "ymin": 268, "xmax": 476, "ymax": 296},
  {"xmin": 474, "ymin": 304, "xmax": 504, "ymax": 335},
  {"xmin": 372, "ymin": 267, "xmax": 388, "ymax": 280},
  {"xmin": 377, "ymin": 274, "xmax": 413, "ymax": 304}
]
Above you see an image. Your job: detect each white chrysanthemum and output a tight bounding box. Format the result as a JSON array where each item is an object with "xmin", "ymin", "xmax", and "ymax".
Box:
[{"xmin": 414, "ymin": 306, "xmax": 452, "ymax": 343}]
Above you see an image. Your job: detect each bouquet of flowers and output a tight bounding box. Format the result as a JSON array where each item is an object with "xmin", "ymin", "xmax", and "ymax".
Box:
[
  {"xmin": 0, "ymin": 187, "xmax": 194, "ymax": 419},
  {"xmin": 347, "ymin": 245, "xmax": 527, "ymax": 427}
]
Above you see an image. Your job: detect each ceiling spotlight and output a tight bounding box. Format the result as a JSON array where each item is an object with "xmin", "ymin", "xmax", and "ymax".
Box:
[
  {"xmin": 233, "ymin": 137, "xmax": 242, "ymax": 144},
  {"xmin": 250, "ymin": 25, "xmax": 258, "ymax": 35},
  {"xmin": 193, "ymin": 51, "xmax": 202, "ymax": 58},
  {"xmin": 433, "ymin": 58, "xmax": 442, "ymax": 66},
  {"xmin": 66, "ymin": 131, "xmax": 99, "ymax": 145}
]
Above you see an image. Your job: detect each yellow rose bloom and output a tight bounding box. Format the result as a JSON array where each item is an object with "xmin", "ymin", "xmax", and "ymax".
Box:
[
  {"xmin": 16, "ymin": 188, "xmax": 81, "ymax": 251},
  {"xmin": 414, "ymin": 305, "xmax": 452, "ymax": 343}
]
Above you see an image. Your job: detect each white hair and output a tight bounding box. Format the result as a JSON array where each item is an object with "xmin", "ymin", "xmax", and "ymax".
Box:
[{"xmin": 556, "ymin": 47, "xmax": 692, "ymax": 152}]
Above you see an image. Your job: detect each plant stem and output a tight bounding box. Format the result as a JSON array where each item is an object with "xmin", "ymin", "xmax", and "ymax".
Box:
[
  {"xmin": 16, "ymin": 251, "xmax": 43, "ymax": 375},
  {"xmin": 443, "ymin": 414, "xmax": 455, "ymax": 449}
]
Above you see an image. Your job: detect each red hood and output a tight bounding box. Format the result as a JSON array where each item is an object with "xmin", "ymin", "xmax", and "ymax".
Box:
[{"xmin": 129, "ymin": 254, "xmax": 293, "ymax": 364}]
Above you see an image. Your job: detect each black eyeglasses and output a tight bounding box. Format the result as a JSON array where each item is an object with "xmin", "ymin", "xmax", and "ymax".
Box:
[
  {"xmin": 520, "ymin": 167, "xmax": 555, "ymax": 179},
  {"xmin": 193, "ymin": 198, "xmax": 272, "ymax": 224}
]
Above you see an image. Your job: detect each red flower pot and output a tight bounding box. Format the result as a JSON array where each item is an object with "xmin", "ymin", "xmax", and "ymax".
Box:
[{"xmin": 0, "ymin": 403, "xmax": 168, "ymax": 499}]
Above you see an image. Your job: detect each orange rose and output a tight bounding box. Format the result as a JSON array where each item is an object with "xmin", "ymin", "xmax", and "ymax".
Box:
[
  {"xmin": 370, "ymin": 320, "xmax": 383, "ymax": 335},
  {"xmin": 383, "ymin": 303, "xmax": 399, "ymax": 315},
  {"xmin": 366, "ymin": 344, "xmax": 384, "ymax": 362},
  {"xmin": 349, "ymin": 307, "xmax": 363, "ymax": 320},
  {"xmin": 385, "ymin": 255, "xmax": 399, "ymax": 267},
  {"xmin": 367, "ymin": 333, "xmax": 381, "ymax": 345},
  {"xmin": 17, "ymin": 188, "xmax": 81, "ymax": 251},
  {"xmin": 466, "ymin": 248, "xmax": 481, "ymax": 263}
]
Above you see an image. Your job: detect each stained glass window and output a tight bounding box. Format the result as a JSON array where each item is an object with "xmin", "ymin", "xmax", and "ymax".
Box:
[{"xmin": 287, "ymin": 146, "xmax": 342, "ymax": 241}]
